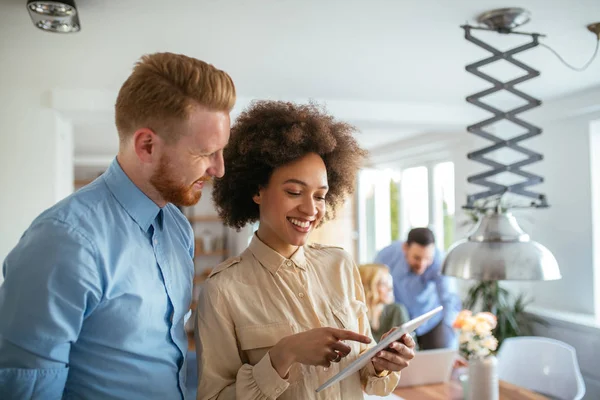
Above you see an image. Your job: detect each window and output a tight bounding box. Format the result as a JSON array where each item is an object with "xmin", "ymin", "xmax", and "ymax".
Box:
[
  {"xmin": 398, "ymin": 163, "xmax": 455, "ymax": 251},
  {"xmin": 357, "ymin": 168, "xmax": 393, "ymax": 263},
  {"xmin": 399, "ymin": 166, "xmax": 429, "ymax": 239},
  {"xmin": 390, "ymin": 177, "xmax": 400, "ymax": 242},
  {"xmin": 357, "ymin": 162, "xmax": 455, "ymax": 263},
  {"xmin": 434, "ymin": 162, "xmax": 456, "ymax": 251}
]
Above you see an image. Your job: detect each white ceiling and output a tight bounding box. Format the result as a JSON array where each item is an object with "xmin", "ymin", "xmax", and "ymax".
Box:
[{"xmin": 2, "ymin": 0, "xmax": 600, "ymax": 165}]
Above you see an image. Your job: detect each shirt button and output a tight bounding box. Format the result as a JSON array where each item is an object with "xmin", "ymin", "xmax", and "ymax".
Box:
[
  {"xmin": 275, "ymin": 388, "xmax": 281, "ymax": 394},
  {"xmin": 286, "ymin": 260, "xmax": 293, "ymax": 267},
  {"xmin": 298, "ymin": 293, "xmax": 305, "ymax": 298},
  {"xmin": 154, "ymin": 239, "xmax": 158, "ymax": 245}
]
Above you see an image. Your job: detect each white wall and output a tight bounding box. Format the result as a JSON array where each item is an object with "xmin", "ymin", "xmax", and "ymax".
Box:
[
  {"xmin": 0, "ymin": 90, "xmax": 74, "ymax": 285},
  {"xmin": 452, "ymin": 90, "xmax": 600, "ymax": 399},
  {"xmin": 589, "ymin": 119, "xmax": 600, "ymax": 320},
  {"xmin": 448, "ymin": 88, "xmax": 600, "ymax": 317},
  {"xmin": 54, "ymin": 114, "xmax": 75, "ymax": 203},
  {"xmin": 520, "ymin": 111, "xmax": 599, "ymax": 315}
]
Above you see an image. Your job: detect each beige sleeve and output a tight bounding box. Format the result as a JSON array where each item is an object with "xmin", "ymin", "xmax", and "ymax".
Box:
[
  {"xmin": 195, "ymin": 280, "xmax": 290, "ymax": 400},
  {"xmin": 350, "ymin": 260, "xmax": 401, "ymax": 394}
]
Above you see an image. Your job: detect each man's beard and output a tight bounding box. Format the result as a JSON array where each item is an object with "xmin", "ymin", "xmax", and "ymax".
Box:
[
  {"xmin": 150, "ymin": 155, "xmax": 204, "ymax": 207},
  {"xmin": 409, "ymin": 264, "xmax": 425, "ymax": 275}
]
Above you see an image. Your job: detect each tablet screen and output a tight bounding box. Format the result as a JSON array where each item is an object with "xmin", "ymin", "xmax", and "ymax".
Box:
[{"xmin": 315, "ymin": 305, "xmax": 443, "ymax": 393}]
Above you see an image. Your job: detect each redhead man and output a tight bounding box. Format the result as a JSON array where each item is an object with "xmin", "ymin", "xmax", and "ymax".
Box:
[{"xmin": 0, "ymin": 52, "xmax": 235, "ymax": 399}]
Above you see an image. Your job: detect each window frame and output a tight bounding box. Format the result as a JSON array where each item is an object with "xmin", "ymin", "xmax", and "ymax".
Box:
[
  {"xmin": 357, "ymin": 158, "xmax": 456, "ymax": 263},
  {"xmin": 396, "ymin": 160, "xmax": 455, "ymax": 252}
]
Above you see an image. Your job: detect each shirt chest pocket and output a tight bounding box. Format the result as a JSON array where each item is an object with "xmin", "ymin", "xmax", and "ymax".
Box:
[
  {"xmin": 330, "ymin": 300, "xmax": 369, "ymax": 360},
  {"xmin": 330, "ymin": 300, "xmax": 366, "ymax": 332}
]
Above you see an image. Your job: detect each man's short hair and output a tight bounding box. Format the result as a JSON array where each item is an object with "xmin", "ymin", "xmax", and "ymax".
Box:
[
  {"xmin": 115, "ymin": 52, "xmax": 236, "ymax": 144},
  {"xmin": 406, "ymin": 227, "xmax": 435, "ymax": 246}
]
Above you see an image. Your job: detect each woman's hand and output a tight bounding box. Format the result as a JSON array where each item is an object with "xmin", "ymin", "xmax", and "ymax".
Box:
[
  {"xmin": 269, "ymin": 327, "xmax": 372, "ymax": 378},
  {"xmin": 371, "ymin": 329, "xmax": 416, "ymax": 375}
]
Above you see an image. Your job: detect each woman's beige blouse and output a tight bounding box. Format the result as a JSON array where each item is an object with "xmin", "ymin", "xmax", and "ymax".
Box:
[{"xmin": 195, "ymin": 235, "xmax": 400, "ymax": 399}]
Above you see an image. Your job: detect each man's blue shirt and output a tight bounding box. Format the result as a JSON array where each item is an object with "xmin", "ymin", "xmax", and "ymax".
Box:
[
  {"xmin": 0, "ymin": 158, "xmax": 194, "ymax": 399},
  {"xmin": 374, "ymin": 241, "xmax": 461, "ymax": 339}
]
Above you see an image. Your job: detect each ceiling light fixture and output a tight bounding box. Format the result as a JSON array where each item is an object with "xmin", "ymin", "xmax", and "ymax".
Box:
[
  {"xmin": 26, "ymin": 0, "xmax": 81, "ymax": 33},
  {"xmin": 442, "ymin": 8, "xmax": 599, "ymax": 281},
  {"xmin": 477, "ymin": 7, "xmax": 531, "ymax": 33}
]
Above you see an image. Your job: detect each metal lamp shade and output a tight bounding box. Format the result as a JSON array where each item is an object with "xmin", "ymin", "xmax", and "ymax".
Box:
[{"xmin": 442, "ymin": 211, "xmax": 561, "ymax": 281}]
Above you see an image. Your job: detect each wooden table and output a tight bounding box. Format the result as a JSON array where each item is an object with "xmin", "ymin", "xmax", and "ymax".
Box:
[{"xmin": 394, "ymin": 380, "xmax": 549, "ymax": 400}]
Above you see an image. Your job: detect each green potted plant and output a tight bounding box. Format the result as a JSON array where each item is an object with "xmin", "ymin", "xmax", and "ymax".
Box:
[{"xmin": 462, "ymin": 281, "xmax": 545, "ymax": 347}]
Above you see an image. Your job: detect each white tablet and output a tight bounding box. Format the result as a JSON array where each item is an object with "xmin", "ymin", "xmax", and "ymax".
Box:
[{"xmin": 315, "ymin": 305, "xmax": 443, "ymax": 393}]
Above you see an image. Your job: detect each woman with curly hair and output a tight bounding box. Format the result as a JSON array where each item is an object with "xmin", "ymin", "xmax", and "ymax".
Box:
[{"xmin": 195, "ymin": 101, "xmax": 415, "ymax": 400}]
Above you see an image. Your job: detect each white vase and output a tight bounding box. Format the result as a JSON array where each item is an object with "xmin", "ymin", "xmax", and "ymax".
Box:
[{"xmin": 467, "ymin": 355, "xmax": 499, "ymax": 400}]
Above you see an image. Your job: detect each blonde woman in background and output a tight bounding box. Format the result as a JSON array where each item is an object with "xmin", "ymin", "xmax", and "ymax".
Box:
[{"xmin": 359, "ymin": 264, "xmax": 416, "ymax": 345}]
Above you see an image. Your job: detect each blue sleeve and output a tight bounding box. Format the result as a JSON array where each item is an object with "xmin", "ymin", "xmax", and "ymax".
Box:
[
  {"xmin": 373, "ymin": 250, "xmax": 384, "ymax": 265},
  {"xmin": 0, "ymin": 218, "xmax": 102, "ymax": 399},
  {"xmin": 430, "ymin": 249, "xmax": 462, "ymax": 327},
  {"xmin": 374, "ymin": 244, "xmax": 392, "ymax": 266}
]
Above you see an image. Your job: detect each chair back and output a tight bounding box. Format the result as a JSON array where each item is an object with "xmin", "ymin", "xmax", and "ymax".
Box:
[{"xmin": 497, "ymin": 336, "xmax": 586, "ymax": 400}]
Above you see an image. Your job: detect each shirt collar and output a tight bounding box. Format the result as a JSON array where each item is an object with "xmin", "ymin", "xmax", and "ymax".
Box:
[
  {"xmin": 102, "ymin": 157, "xmax": 161, "ymax": 233},
  {"xmin": 248, "ymin": 234, "xmax": 307, "ymax": 275}
]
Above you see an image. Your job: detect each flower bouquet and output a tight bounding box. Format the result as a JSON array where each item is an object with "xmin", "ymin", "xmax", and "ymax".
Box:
[
  {"xmin": 453, "ymin": 310, "xmax": 498, "ymax": 359},
  {"xmin": 453, "ymin": 310, "xmax": 500, "ymax": 400}
]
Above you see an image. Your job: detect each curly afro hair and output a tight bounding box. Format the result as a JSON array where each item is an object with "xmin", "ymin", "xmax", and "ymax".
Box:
[{"xmin": 212, "ymin": 100, "xmax": 368, "ymax": 230}]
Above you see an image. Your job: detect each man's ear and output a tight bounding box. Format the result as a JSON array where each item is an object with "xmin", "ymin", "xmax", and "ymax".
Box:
[
  {"xmin": 402, "ymin": 242, "xmax": 409, "ymax": 254},
  {"xmin": 132, "ymin": 128, "xmax": 159, "ymax": 163}
]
